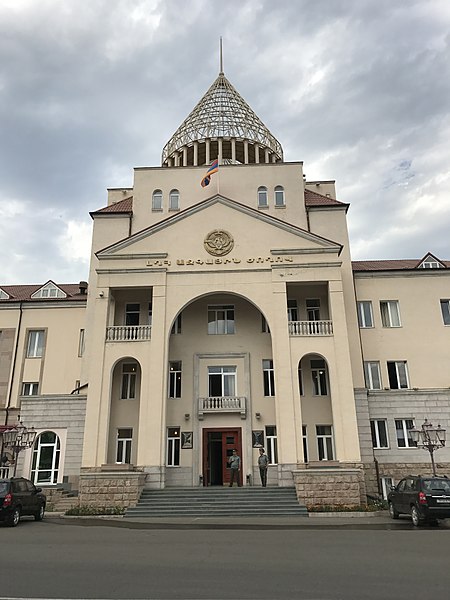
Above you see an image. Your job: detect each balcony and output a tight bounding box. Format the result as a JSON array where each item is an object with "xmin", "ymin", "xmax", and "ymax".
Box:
[
  {"xmin": 106, "ymin": 325, "xmax": 152, "ymax": 342},
  {"xmin": 289, "ymin": 320, "xmax": 333, "ymax": 336},
  {"xmin": 198, "ymin": 396, "xmax": 247, "ymax": 420}
]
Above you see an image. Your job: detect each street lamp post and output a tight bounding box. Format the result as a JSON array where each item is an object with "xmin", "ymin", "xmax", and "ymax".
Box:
[
  {"xmin": 2, "ymin": 421, "xmax": 37, "ymax": 477},
  {"xmin": 410, "ymin": 419, "xmax": 446, "ymax": 476}
]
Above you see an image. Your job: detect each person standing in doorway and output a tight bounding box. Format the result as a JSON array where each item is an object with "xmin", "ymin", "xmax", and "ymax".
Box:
[
  {"xmin": 258, "ymin": 447, "xmax": 269, "ymax": 487},
  {"xmin": 228, "ymin": 449, "xmax": 241, "ymax": 487}
]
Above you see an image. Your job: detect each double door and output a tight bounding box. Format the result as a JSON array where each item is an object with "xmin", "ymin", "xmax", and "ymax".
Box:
[{"xmin": 202, "ymin": 428, "xmax": 242, "ymax": 486}]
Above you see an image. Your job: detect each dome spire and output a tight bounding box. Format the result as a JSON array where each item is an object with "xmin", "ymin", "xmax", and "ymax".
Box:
[{"xmin": 219, "ymin": 36, "xmax": 224, "ymax": 75}]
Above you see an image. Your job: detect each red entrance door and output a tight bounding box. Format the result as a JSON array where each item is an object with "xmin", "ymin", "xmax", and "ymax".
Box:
[{"xmin": 202, "ymin": 428, "xmax": 242, "ymax": 486}]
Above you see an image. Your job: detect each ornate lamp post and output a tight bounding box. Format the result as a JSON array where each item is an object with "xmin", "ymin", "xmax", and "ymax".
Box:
[
  {"xmin": 2, "ymin": 421, "xmax": 37, "ymax": 477},
  {"xmin": 410, "ymin": 419, "xmax": 446, "ymax": 476}
]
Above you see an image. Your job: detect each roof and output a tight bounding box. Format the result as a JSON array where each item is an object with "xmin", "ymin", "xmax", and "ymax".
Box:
[
  {"xmin": 304, "ymin": 188, "xmax": 348, "ymax": 208},
  {"xmin": 352, "ymin": 259, "xmax": 450, "ymax": 272},
  {"xmin": 0, "ymin": 283, "xmax": 88, "ymax": 303},
  {"xmin": 91, "ymin": 196, "xmax": 133, "ymax": 216}
]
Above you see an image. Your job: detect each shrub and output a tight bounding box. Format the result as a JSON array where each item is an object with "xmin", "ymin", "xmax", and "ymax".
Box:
[{"xmin": 65, "ymin": 505, "xmax": 126, "ymax": 516}]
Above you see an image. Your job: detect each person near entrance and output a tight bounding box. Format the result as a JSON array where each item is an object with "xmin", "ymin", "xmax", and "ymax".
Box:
[
  {"xmin": 228, "ymin": 449, "xmax": 241, "ymax": 487},
  {"xmin": 258, "ymin": 447, "xmax": 269, "ymax": 487}
]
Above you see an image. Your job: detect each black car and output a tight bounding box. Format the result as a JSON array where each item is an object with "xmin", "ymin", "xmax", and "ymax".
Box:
[
  {"xmin": 0, "ymin": 477, "xmax": 46, "ymax": 527},
  {"xmin": 388, "ymin": 475, "xmax": 450, "ymax": 526}
]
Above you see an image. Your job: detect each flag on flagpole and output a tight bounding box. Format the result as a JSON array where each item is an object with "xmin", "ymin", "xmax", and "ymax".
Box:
[{"xmin": 201, "ymin": 159, "xmax": 219, "ymax": 188}]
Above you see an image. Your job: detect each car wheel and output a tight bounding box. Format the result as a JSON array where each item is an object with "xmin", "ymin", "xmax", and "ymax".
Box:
[
  {"xmin": 8, "ymin": 507, "xmax": 20, "ymax": 527},
  {"xmin": 411, "ymin": 505, "xmax": 422, "ymax": 527},
  {"xmin": 389, "ymin": 502, "xmax": 399, "ymax": 519},
  {"xmin": 34, "ymin": 504, "xmax": 45, "ymax": 521}
]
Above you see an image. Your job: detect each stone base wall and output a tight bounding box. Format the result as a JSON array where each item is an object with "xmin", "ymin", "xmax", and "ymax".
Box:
[
  {"xmin": 79, "ymin": 470, "xmax": 146, "ymax": 508},
  {"xmin": 293, "ymin": 464, "xmax": 367, "ymax": 508},
  {"xmin": 364, "ymin": 461, "xmax": 450, "ymax": 496}
]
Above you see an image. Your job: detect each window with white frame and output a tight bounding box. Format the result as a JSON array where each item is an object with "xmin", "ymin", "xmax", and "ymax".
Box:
[
  {"xmin": 311, "ymin": 359, "xmax": 328, "ymax": 395},
  {"xmin": 152, "ymin": 189, "xmax": 163, "ymax": 210},
  {"xmin": 262, "ymin": 359, "xmax": 275, "ymax": 396},
  {"xmin": 22, "ymin": 382, "xmax": 39, "ymax": 396},
  {"xmin": 169, "ymin": 189, "xmax": 180, "ymax": 210},
  {"xmin": 274, "ymin": 185, "xmax": 285, "ymax": 207},
  {"xmin": 169, "ymin": 361, "xmax": 182, "ymax": 398},
  {"xmin": 116, "ymin": 428, "xmax": 132, "ymax": 463},
  {"xmin": 265, "ymin": 426, "xmax": 278, "ymax": 464},
  {"xmin": 257, "ymin": 186, "xmax": 268, "ymax": 208},
  {"xmin": 31, "ymin": 283, "xmax": 66, "ymax": 298},
  {"xmin": 357, "ymin": 301, "xmax": 374, "ymax": 328},
  {"xmin": 0, "ymin": 288, "xmax": 10, "ymax": 299},
  {"xmin": 261, "ymin": 314, "xmax": 270, "ymax": 333},
  {"xmin": 370, "ymin": 419, "xmax": 389, "ymax": 448},
  {"xmin": 387, "ymin": 361, "xmax": 409, "ymax": 389},
  {"xmin": 78, "ymin": 329, "xmax": 85, "ymax": 357},
  {"xmin": 125, "ymin": 303, "xmax": 140, "ymax": 326},
  {"xmin": 316, "ymin": 425, "xmax": 334, "ymax": 460},
  {"xmin": 395, "ymin": 419, "xmax": 416, "ymax": 448},
  {"xmin": 121, "ymin": 363, "xmax": 137, "ymax": 399},
  {"xmin": 167, "ymin": 427, "xmax": 180, "ymax": 466},
  {"xmin": 208, "ymin": 366, "xmax": 236, "ymax": 397},
  {"xmin": 207, "ymin": 305, "xmax": 235, "ymax": 334},
  {"xmin": 171, "ymin": 313, "xmax": 182, "ymax": 334},
  {"xmin": 440, "ymin": 300, "xmax": 450, "ymax": 325},
  {"xmin": 31, "ymin": 431, "xmax": 61, "ymax": 484},
  {"xmin": 302, "ymin": 425, "xmax": 308, "ymax": 462},
  {"xmin": 287, "ymin": 299, "xmax": 298, "ymax": 321},
  {"xmin": 364, "ymin": 361, "xmax": 382, "ymax": 390},
  {"xmin": 380, "ymin": 300, "xmax": 401, "ymax": 327},
  {"xmin": 306, "ymin": 299, "xmax": 320, "ymax": 321},
  {"xmin": 380, "ymin": 477, "xmax": 395, "ymax": 499},
  {"xmin": 26, "ymin": 330, "xmax": 45, "ymax": 358},
  {"xmin": 419, "ymin": 257, "xmax": 441, "ymax": 268}
]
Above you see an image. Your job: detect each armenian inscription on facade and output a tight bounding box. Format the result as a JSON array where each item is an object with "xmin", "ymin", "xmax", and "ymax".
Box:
[{"xmin": 145, "ymin": 256, "xmax": 294, "ymax": 267}]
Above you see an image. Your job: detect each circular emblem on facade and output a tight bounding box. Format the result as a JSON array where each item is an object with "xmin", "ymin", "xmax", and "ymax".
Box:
[{"xmin": 204, "ymin": 230, "xmax": 234, "ymax": 256}]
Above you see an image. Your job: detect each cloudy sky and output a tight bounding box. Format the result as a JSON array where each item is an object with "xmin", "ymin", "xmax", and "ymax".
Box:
[{"xmin": 1, "ymin": 0, "xmax": 449, "ymax": 284}]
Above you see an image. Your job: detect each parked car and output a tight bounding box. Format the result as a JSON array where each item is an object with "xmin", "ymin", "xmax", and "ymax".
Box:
[
  {"xmin": 0, "ymin": 477, "xmax": 46, "ymax": 527},
  {"xmin": 388, "ymin": 475, "xmax": 450, "ymax": 526}
]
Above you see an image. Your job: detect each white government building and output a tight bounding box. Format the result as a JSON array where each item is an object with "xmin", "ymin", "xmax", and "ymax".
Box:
[{"xmin": 1, "ymin": 65, "xmax": 449, "ymax": 510}]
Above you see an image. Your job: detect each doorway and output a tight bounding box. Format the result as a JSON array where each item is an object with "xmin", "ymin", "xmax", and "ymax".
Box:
[{"xmin": 202, "ymin": 428, "xmax": 242, "ymax": 486}]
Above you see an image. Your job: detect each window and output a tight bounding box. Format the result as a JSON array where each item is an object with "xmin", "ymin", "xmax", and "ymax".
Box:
[
  {"xmin": 419, "ymin": 257, "xmax": 441, "ymax": 268},
  {"xmin": 257, "ymin": 186, "xmax": 268, "ymax": 208},
  {"xmin": 169, "ymin": 189, "xmax": 179, "ymax": 210},
  {"xmin": 125, "ymin": 303, "xmax": 140, "ymax": 326},
  {"xmin": 381, "ymin": 477, "xmax": 395, "ymax": 500},
  {"xmin": 262, "ymin": 359, "xmax": 275, "ymax": 396},
  {"xmin": 380, "ymin": 300, "xmax": 401, "ymax": 327},
  {"xmin": 364, "ymin": 361, "xmax": 382, "ymax": 390},
  {"xmin": 266, "ymin": 426, "xmax": 278, "ymax": 464},
  {"xmin": 31, "ymin": 283, "xmax": 66, "ymax": 298},
  {"xmin": 152, "ymin": 189, "xmax": 163, "ymax": 210},
  {"xmin": 208, "ymin": 305, "xmax": 235, "ymax": 334},
  {"xmin": 208, "ymin": 366, "xmax": 236, "ymax": 397},
  {"xmin": 31, "ymin": 431, "xmax": 61, "ymax": 484},
  {"xmin": 169, "ymin": 361, "xmax": 182, "ymax": 398},
  {"xmin": 171, "ymin": 313, "xmax": 182, "ymax": 334},
  {"xmin": 26, "ymin": 330, "xmax": 45, "ymax": 358},
  {"xmin": 395, "ymin": 419, "xmax": 416, "ymax": 448},
  {"xmin": 167, "ymin": 427, "xmax": 180, "ymax": 466},
  {"xmin": 357, "ymin": 301, "xmax": 374, "ymax": 328},
  {"xmin": 0, "ymin": 288, "xmax": 9, "ymax": 299},
  {"xmin": 274, "ymin": 185, "xmax": 285, "ymax": 207},
  {"xmin": 370, "ymin": 420, "xmax": 389, "ymax": 448},
  {"xmin": 440, "ymin": 300, "xmax": 450, "ymax": 325},
  {"xmin": 302, "ymin": 425, "xmax": 308, "ymax": 462},
  {"xmin": 387, "ymin": 361, "xmax": 409, "ymax": 389},
  {"xmin": 306, "ymin": 299, "xmax": 320, "ymax": 321},
  {"xmin": 78, "ymin": 329, "xmax": 85, "ymax": 357},
  {"xmin": 261, "ymin": 314, "xmax": 270, "ymax": 333},
  {"xmin": 121, "ymin": 363, "xmax": 137, "ymax": 399},
  {"xmin": 287, "ymin": 299, "xmax": 298, "ymax": 321},
  {"xmin": 316, "ymin": 425, "xmax": 334, "ymax": 460},
  {"xmin": 148, "ymin": 302, "xmax": 153, "ymax": 326},
  {"xmin": 116, "ymin": 428, "xmax": 132, "ymax": 464},
  {"xmin": 22, "ymin": 382, "xmax": 39, "ymax": 396},
  {"xmin": 311, "ymin": 359, "xmax": 328, "ymax": 395},
  {"xmin": 298, "ymin": 366, "xmax": 304, "ymax": 396}
]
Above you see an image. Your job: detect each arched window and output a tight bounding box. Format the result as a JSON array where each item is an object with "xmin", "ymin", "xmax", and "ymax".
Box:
[
  {"xmin": 274, "ymin": 185, "xmax": 285, "ymax": 207},
  {"xmin": 257, "ymin": 186, "xmax": 268, "ymax": 208},
  {"xmin": 152, "ymin": 189, "xmax": 163, "ymax": 210},
  {"xmin": 31, "ymin": 431, "xmax": 61, "ymax": 484},
  {"xmin": 169, "ymin": 189, "xmax": 180, "ymax": 210}
]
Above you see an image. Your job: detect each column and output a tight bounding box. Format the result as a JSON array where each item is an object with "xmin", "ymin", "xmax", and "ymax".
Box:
[
  {"xmin": 265, "ymin": 149, "xmax": 270, "ymax": 163},
  {"xmin": 255, "ymin": 144, "xmax": 260, "ymax": 164},
  {"xmin": 244, "ymin": 139, "xmax": 249, "ymax": 164},
  {"xmin": 182, "ymin": 147, "xmax": 188, "ymax": 166},
  {"xmin": 218, "ymin": 138, "xmax": 223, "ymax": 165},
  {"xmin": 231, "ymin": 138, "xmax": 236, "ymax": 163},
  {"xmin": 193, "ymin": 141, "xmax": 198, "ymax": 166},
  {"xmin": 205, "ymin": 139, "xmax": 210, "ymax": 165}
]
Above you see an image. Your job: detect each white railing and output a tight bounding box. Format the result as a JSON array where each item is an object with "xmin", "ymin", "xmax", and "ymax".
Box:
[
  {"xmin": 0, "ymin": 466, "xmax": 10, "ymax": 478},
  {"xmin": 198, "ymin": 396, "xmax": 247, "ymax": 420},
  {"xmin": 288, "ymin": 320, "xmax": 333, "ymax": 336},
  {"xmin": 106, "ymin": 325, "xmax": 152, "ymax": 342}
]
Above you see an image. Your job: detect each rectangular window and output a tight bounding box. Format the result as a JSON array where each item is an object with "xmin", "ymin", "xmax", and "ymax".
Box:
[
  {"xmin": 380, "ymin": 300, "xmax": 401, "ymax": 327},
  {"xmin": 440, "ymin": 300, "xmax": 450, "ymax": 325},
  {"xmin": 370, "ymin": 420, "xmax": 389, "ymax": 448},
  {"xmin": 207, "ymin": 305, "xmax": 235, "ymax": 334},
  {"xmin": 208, "ymin": 366, "xmax": 236, "ymax": 397},
  {"xmin": 148, "ymin": 302, "xmax": 153, "ymax": 326},
  {"xmin": 121, "ymin": 363, "xmax": 137, "ymax": 399},
  {"xmin": 316, "ymin": 425, "xmax": 334, "ymax": 460},
  {"xmin": 78, "ymin": 329, "xmax": 85, "ymax": 357},
  {"xmin": 265, "ymin": 426, "xmax": 278, "ymax": 464},
  {"xmin": 167, "ymin": 427, "xmax": 180, "ymax": 466},
  {"xmin": 171, "ymin": 313, "xmax": 182, "ymax": 334},
  {"xmin": 125, "ymin": 303, "xmax": 140, "ymax": 326},
  {"xmin": 116, "ymin": 428, "xmax": 132, "ymax": 464},
  {"xmin": 381, "ymin": 477, "xmax": 395, "ymax": 500},
  {"xmin": 387, "ymin": 361, "xmax": 409, "ymax": 389},
  {"xmin": 169, "ymin": 361, "xmax": 182, "ymax": 398},
  {"xmin": 262, "ymin": 359, "xmax": 275, "ymax": 396},
  {"xmin": 311, "ymin": 359, "xmax": 328, "ymax": 395},
  {"xmin": 364, "ymin": 361, "xmax": 382, "ymax": 390},
  {"xmin": 274, "ymin": 187, "xmax": 285, "ymax": 207},
  {"xmin": 287, "ymin": 299, "xmax": 298, "ymax": 322},
  {"xmin": 357, "ymin": 301, "xmax": 374, "ymax": 328},
  {"xmin": 302, "ymin": 425, "xmax": 308, "ymax": 463},
  {"xmin": 22, "ymin": 382, "xmax": 39, "ymax": 396},
  {"xmin": 26, "ymin": 330, "xmax": 45, "ymax": 358},
  {"xmin": 306, "ymin": 299, "xmax": 320, "ymax": 321},
  {"xmin": 395, "ymin": 419, "xmax": 416, "ymax": 448}
]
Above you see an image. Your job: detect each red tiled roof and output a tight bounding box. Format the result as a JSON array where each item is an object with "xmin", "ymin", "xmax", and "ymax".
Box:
[
  {"xmin": 91, "ymin": 196, "xmax": 133, "ymax": 216},
  {"xmin": 304, "ymin": 188, "xmax": 348, "ymax": 207},
  {"xmin": 352, "ymin": 259, "xmax": 450, "ymax": 271},
  {"xmin": 0, "ymin": 283, "xmax": 87, "ymax": 303}
]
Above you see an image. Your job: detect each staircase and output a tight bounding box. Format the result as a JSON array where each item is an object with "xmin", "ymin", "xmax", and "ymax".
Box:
[{"xmin": 125, "ymin": 487, "xmax": 308, "ymax": 518}]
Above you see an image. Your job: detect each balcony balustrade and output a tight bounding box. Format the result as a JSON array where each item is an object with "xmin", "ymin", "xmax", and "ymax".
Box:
[
  {"xmin": 198, "ymin": 396, "xmax": 247, "ymax": 420},
  {"xmin": 288, "ymin": 320, "xmax": 333, "ymax": 336},
  {"xmin": 0, "ymin": 466, "xmax": 10, "ymax": 478},
  {"xmin": 106, "ymin": 325, "xmax": 152, "ymax": 342}
]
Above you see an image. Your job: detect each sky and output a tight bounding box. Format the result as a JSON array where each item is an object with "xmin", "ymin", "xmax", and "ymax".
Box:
[{"xmin": 0, "ymin": 0, "xmax": 449, "ymax": 284}]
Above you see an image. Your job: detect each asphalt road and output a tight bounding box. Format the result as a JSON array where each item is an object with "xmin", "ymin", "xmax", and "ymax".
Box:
[{"xmin": 1, "ymin": 517, "xmax": 449, "ymax": 600}]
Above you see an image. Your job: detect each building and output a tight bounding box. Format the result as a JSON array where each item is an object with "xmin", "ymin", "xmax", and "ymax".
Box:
[{"xmin": 1, "ymin": 67, "xmax": 449, "ymax": 509}]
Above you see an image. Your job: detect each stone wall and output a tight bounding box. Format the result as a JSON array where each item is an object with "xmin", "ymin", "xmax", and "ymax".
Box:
[
  {"xmin": 293, "ymin": 464, "xmax": 366, "ymax": 508},
  {"xmin": 79, "ymin": 470, "xmax": 147, "ymax": 508}
]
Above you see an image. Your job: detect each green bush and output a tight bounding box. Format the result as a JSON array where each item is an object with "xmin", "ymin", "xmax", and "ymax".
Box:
[
  {"xmin": 307, "ymin": 502, "xmax": 386, "ymax": 513},
  {"xmin": 65, "ymin": 505, "xmax": 126, "ymax": 516}
]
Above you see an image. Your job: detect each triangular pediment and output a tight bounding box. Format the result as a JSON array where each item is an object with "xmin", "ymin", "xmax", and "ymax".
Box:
[
  {"xmin": 31, "ymin": 280, "xmax": 67, "ymax": 299},
  {"xmin": 416, "ymin": 252, "xmax": 446, "ymax": 269}
]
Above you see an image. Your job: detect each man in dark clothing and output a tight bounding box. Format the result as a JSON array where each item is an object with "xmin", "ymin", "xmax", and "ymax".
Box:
[
  {"xmin": 258, "ymin": 447, "xmax": 269, "ymax": 487},
  {"xmin": 228, "ymin": 449, "xmax": 241, "ymax": 487}
]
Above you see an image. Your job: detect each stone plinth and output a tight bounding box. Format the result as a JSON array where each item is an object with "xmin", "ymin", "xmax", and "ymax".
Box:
[
  {"xmin": 294, "ymin": 464, "xmax": 366, "ymax": 508},
  {"xmin": 79, "ymin": 469, "xmax": 146, "ymax": 508}
]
